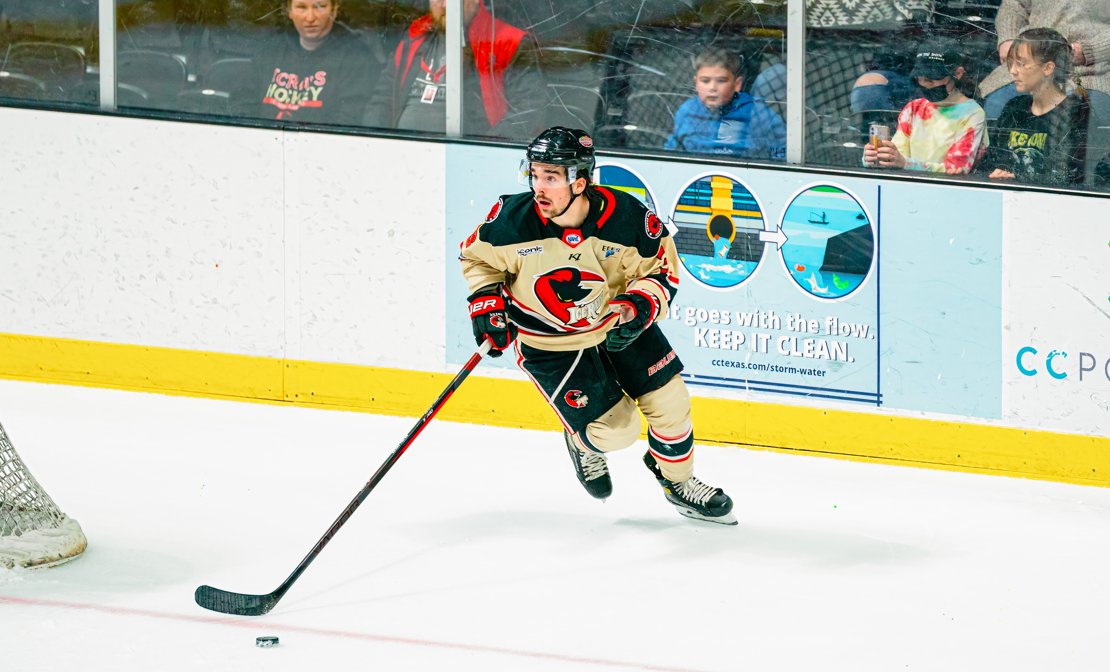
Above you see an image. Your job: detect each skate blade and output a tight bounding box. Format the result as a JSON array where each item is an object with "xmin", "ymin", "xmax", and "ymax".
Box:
[
  {"xmin": 578, "ymin": 483, "xmax": 612, "ymax": 501},
  {"xmin": 675, "ymin": 506, "xmax": 738, "ymax": 526}
]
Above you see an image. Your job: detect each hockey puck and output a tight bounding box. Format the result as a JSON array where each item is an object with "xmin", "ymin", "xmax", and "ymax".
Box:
[{"xmin": 255, "ymin": 636, "xmax": 279, "ymax": 648}]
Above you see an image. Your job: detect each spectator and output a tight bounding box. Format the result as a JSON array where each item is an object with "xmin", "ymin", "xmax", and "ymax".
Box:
[
  {"xmin": 849, "ymin": 52, "xmax": 922, "ymax": 121},
  {"xmin": 980, "ymin": 1, "xmax": 1110, "ymax": 122},
  {"xmin": 837, "ymin": 3, "xmax": 931, "ymax": 125},
  {"xmin": 664, "ymin": 45, "xmax": 786, "ymax": 160},
  {"xmin": 863, "ymin": 38, "xmax": 987, "ymax": 174},
  {"xmin": 241, "ymin": 0, "xmax": 380, "ymax": 125},
  {"xmin": 978, "ymin": 1, "xmax": 1110, "ymax": 180},
  {"xmin": 364, "ymin": 0, "xmax": 545, "ymax": 140},
  {"xmin": 978, "ymin": 28, "xmax": 1088, "ymax": 186}
]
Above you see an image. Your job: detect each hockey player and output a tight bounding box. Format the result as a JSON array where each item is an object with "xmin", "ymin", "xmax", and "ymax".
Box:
[{"xmin": 458, "ymin": 126, "xmax": 736, "ymax": 525}]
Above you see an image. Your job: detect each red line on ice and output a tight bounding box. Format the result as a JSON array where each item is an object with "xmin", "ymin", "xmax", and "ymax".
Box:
[{"xmin": 0, "ymin": 595, "xmax": 716, "ymax": 672}]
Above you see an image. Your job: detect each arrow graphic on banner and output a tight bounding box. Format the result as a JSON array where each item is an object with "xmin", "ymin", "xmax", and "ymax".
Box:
[{"xmin": 759, "ymin": 227, "xmax": 788, "ymax": 248}]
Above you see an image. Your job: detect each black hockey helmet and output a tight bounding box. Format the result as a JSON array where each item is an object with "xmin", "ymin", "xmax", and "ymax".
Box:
[{"xmin": 522, "ymin": 126, "xmax": 596, "ymax": 183}]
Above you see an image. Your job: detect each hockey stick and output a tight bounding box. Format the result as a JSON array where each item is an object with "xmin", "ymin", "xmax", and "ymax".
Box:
[{"xmin": 195, "ymin": 339, "xmax": 494, "ymax": 616}]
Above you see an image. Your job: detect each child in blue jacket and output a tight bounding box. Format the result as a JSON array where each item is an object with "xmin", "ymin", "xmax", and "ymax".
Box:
[{"xmin": 665, "ymin": 45, "xmax": 787, "ymax": 160}]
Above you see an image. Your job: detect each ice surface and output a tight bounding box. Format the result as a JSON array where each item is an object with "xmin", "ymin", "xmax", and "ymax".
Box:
[{"xmin": 1, "ymin": 379, "xmax": 1107, "ymax": 671}]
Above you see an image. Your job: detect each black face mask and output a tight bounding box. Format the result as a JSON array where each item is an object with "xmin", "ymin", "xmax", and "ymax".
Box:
[{"xmin": 921, "ymin": 81, "xmax": 951, "ymax": 103}]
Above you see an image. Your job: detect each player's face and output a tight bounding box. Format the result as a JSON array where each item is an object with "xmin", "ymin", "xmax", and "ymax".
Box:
[
  {"xmin": 289, "ymin": 0, "xmax": 337, "ymax": 42},
  {"xmin": 695, "ymin": 65, "xmax": 741, "ymax": 109},
  {"xmin": 530, "ymin": 163, "xmax": 578, "ymax": 217}
]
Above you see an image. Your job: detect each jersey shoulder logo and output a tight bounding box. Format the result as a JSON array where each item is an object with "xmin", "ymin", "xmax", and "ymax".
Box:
[
  {"xmin": 484, "ymin": 198, "xmax": 505, "ymax": 224},
  {"xmin": 645, "ymin": 211, "xmax": 663, "ymax": 239}
]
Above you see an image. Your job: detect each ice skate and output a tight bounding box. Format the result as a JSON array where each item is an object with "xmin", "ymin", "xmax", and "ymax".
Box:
[
  {"xmin": 564, "ymin": 431, "xmax": 612, "ymax": 500},
  {"xmin": 643, "ymin": 452, "xmax": 736, "ymax": 525}
]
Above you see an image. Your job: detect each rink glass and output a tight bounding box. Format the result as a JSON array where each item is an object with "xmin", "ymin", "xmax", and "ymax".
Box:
[{"xmin": 0, "ymin": 1, "xmax": 1105, "ymax": 193}]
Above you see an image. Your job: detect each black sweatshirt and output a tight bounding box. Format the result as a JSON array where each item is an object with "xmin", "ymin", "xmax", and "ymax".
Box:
[
  {"xmin": 242, "ymin": 27, "xmax": 380, "ymax": 126},
  {"xmin": 979, "ymin": 93, "xmax": 1089, "ymax": 186}
]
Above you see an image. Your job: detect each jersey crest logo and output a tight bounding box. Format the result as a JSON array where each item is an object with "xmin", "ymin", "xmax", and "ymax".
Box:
[
  {"xmin": 564, "ymin": 390, "xmax": 589, "ymax": 408},
  {"xmin": 564, "ymin": 231, "xmax": 583, "ymax": 246},
  {"xmin": 484, "ymin": 198, "xmax": 504, "ymax": 224},
  {"xmin": 534, "ymin": 267, "xmax": 606, "ymax": 328},
  {"xmin": 645, "ymin": 211, "xmax": 663, "ymax": 239}
]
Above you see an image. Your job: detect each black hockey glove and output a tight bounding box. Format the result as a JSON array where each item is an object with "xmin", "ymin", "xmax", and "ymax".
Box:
[
  {"xmin": 605, "ymin": 290, "xmax": 658, "ymax": 352},
  {"xmin": 468, "ymin": 286, "xmax": 517, "ymax": 357}
]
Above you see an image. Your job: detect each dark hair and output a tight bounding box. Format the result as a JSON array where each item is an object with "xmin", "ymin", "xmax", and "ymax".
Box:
[
  {"xmin": 945, "ymin": 47, "xmax": 978, "ymax": 98},
  {"xmin": 694, "ymin": 45, "xmax": 743, "ymax": 78},
  {"xmin": 1009, "ymin": 27, "xmax": 1071, "ymax": 92},
  {"xmin": 954, "ymin": 69, "xmax": 978, "ymax": 98}
]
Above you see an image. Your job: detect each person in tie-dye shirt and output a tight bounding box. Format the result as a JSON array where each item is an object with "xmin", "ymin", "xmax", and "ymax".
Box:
[{"xmin": 863, "ymin": 39, "xmax": 988, "ymax": 174}]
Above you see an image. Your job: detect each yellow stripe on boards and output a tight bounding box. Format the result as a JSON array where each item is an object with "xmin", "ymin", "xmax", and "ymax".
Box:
[
  {"xmin": 1, "ymin": 332, "xmax": 1106, "ymax": 488},
  {"xmin": 282, "ymin": 358, "xmax": 554, "ymax": 428},
  {"xmin": 690, "ymin": 398, "xmax": 1109, "ymax": 488},
  {"xmin": 0, "ymin": 332, "xmax": 282, "ymax": 400}
]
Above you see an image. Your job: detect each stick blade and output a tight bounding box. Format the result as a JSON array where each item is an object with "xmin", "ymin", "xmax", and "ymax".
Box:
[{"xmin": 194, "ymin": 584, "xmax": 279, "ymax": 616}]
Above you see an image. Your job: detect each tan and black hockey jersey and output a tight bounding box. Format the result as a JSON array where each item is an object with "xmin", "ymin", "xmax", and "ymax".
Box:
[{"xmin": 459, "ymin": 186, "xmax": 680, "ymax": 351}]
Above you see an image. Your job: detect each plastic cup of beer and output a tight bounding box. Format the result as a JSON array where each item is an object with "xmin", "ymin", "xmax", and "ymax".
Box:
[{"xmin": 869, "ymin": 123, "xmax": 890, "ymax": 149}]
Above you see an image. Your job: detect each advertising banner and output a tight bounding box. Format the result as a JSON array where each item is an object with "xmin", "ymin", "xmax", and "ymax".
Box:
[
  {"xmin": 1003, "ymin": 192, "xmax": 1110, "ymax": 436},
  {"xmin": 446, "ymin": 144, "xmax": 1002, "ymax": 420},
  {"xmin": 654, "ymin": 170, "xmax": 879, "ymax": 405}
]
